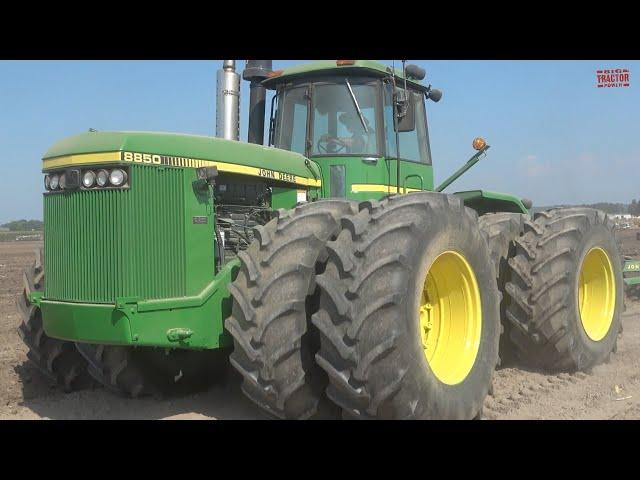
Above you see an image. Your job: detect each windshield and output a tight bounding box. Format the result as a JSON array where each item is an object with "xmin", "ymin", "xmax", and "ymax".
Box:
[
  {"xmin": 273, "ymin": 80, "xmax": 381, "ymax": 157},
  {"xmin": 311, "ymin": 82, "xmax": 379, "ymax": 156}
]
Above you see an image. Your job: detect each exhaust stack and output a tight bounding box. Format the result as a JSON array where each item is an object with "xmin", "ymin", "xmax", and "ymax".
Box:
[
  {"xmin": 216, "ymin": 60, "xmax": 240, "ymax": 141},
  {"xmin": 243, "ymin": 60, "xmax": 272, "ymax": 145}
]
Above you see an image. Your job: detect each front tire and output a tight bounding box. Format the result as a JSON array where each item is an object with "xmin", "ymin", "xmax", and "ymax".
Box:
[
  {"xmin": 76, "ymin": 343, "xmax": 229, "ymax": 398},
  {"xmin": 16, "ymin": 247, "xmax": 93, "ymax": 392},
  {"xmin": 225, "ymin": 200, "xmax": 358, "ymax": 419},
  {"xmin": 313, "ymin": 193, "xmax": 500, "ymax": 419}
]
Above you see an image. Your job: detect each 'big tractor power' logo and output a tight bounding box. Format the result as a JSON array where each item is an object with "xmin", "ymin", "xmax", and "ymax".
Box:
[{"xmin": 596, "ymin": 68, "xmax": 630, "ymax": 88}]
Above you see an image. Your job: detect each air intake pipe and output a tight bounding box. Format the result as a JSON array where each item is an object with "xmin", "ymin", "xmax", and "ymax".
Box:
[
  {"xmin": 216, "ymin": 60, "xmax": 240, "ymax": 141},
  {"xmin": 243, "ymin": 60, "xmax": 272, "ymax": 145}
]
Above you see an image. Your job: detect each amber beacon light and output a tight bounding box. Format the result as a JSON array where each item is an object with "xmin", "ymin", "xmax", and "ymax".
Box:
[{"xmin": 472, "ymin": 137, "xmax": 487, "ymax": 151}]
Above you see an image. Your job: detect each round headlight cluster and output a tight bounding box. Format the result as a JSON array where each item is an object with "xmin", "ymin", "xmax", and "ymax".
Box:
[
  {"xmin": 82, "ymin": 170, "xmax": 96, "ymax": 188},
  {"xmin": 45, "ymin": 168, "xmax": 128, "ymax": 191},
  {"xmin": 49, "ymin": 174, "xmax": 60, "ymax": 190},
  {"xmin": 109, "ymin": 168, "xmax": 127, "ymax": 186},
  {"xmin": 86, "ymin": 168, "xmax": 127, "ymax": 188},
  {"xmin": 96, "ymin": 169, "xmax": 109, "ymax": 187}
]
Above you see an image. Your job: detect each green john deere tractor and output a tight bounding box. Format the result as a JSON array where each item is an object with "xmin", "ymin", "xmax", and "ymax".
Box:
[
  {"xmin": 623, "ymin": 257, "xmax": 640, "ymax": 297},
  {"xmin": 17, "ymin": 60, "xmax": 624, "ymax": 419}
]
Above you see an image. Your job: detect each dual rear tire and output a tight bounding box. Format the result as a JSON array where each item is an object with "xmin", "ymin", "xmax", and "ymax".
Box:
[
  {"xmin": 228, "ymin": 194, "xmax": 501, "ymax": 419},
  {"xmin": 504, "ymin": 208, "xmax": 623, "ymax": 371}
]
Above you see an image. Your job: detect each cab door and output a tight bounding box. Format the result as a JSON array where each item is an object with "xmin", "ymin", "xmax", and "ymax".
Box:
[
  {"xmin": 382, "ymin": 81, "xmax": 435, "ymax": 194},
  {"xmin": 308, "ymin": 79, "xmax": 389, "ymax": 201}
]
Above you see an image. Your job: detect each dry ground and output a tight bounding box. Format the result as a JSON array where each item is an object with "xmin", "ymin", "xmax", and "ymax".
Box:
[{"xmin": 1, "ymin": 236, "xmax": 639, "ymax": 420}]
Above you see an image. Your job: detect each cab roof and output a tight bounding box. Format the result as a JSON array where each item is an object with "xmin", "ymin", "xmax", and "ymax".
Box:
[{"xmin": 262, "ymin": 60, "xmax": 428, "ymax": 92}]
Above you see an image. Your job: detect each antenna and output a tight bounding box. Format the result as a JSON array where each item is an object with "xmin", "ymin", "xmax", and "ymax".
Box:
[
  {"xmin": 402, "ymin": 60, "xmax": 408, "ymax": 87},
  {"xmin": 390, "ymin": 61, "xmax": 398, "ymax": 193},
  {"xmin": 393, "ymin": 61, "xmax": 408, "ymax": 194}
]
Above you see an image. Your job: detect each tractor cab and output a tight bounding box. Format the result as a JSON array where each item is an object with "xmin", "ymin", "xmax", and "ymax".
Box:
[{"xmin": 263, "ymin": 60, "xmax": 442, "ymax": 200}]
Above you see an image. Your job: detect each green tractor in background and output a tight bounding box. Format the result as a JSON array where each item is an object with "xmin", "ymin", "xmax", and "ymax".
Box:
[
  {"xmin": 17, "ymin": 60, "xmax": 624, "ymax": 419},
  {"xmin": 623, "ymin": 257, "xmax": 640, "ymax": 298}
]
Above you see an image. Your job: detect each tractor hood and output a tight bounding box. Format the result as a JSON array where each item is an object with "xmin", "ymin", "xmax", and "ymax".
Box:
[{"xmin": 42, "ymin": 131, "xmax": 321, "ymax": 188}]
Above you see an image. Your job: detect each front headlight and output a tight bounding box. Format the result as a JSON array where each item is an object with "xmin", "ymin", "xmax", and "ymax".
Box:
[
  {"xmin": 59, "ymin": 173, "xmax": 67, "ymax": 190},
  {"xmin": 50, "ymin": 174, "xmax": 60, "ymax": 190},
  {"xmin": 96, "ymin": 169, "xmax": 109, "ymax": 187},
  {"xmin": 82, "ymin": 170, "xmax": 96, "ymax": 188},
  {"xmin": 44, "ymin": 175, "xmax": 51, "ymax": 190},
  {"xmin": 109, "ymin": 168, "xmax": 127, "ymax": 187}
]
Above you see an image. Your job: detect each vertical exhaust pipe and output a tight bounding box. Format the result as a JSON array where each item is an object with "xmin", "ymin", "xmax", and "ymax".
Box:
[
  {"xmin": 216, "ymin": 60, "xmax": 240, "ymax": 141},
  {"xmin": 243, "ymin": 60, "xmax": 272, "ymax": 145}
]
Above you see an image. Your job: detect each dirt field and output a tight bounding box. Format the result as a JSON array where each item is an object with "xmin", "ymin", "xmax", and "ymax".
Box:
[
  {"xmin": 1, "ymin": 235, "xmax": 639, "ymax": 420},
  {"xmin": 616, "ymin": 226, "xmax": 640, "ymax": 257}
]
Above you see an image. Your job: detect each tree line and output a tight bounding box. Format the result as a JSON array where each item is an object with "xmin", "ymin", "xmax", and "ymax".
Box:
[
  {"xmin": 628, "ymin": 200, "xmax": 640, "ymax": 216},
  {"xmin": 534, "ymin": 202, "xmax": 634, "ymax": 215},
  {"xmin": 0, "ymin": 219, "xmax": 44, "ymax": 231}
]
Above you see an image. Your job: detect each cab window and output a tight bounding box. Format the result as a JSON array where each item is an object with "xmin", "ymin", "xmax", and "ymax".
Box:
[
  {"xmin": 274, "ymin": 86, "xmax": 308, "ymax": 156},
  {"xmin": 384, "ymin": 84, "xmax": 432, "ymax": 164}
]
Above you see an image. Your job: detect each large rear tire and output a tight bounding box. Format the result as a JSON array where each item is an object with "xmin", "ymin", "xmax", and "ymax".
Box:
[
  {"xmin": 504, "ymin": 208, "xmax": 623, "ymax": 371},
  {"xmin": 313, "ymin": 193, "xmax": 500, "ymax": 419},
  {"xmin": 16, "ymin": 247, "xmax": 93, "ymax": 392},
  {"xmin": 225, "ymin": 200, "xmax": 358, "ymax": 419}
]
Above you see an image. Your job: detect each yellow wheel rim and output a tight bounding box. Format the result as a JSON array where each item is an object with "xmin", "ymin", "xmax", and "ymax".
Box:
[
  {"xmin": 419, "ymin": 251, "xmax": 482, "ymax": 385},
  {"xmin": 578, "ymin": 247, "xmax": 616, "ymax": 341}
]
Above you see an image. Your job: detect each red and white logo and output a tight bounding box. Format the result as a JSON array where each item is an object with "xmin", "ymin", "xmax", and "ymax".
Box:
[{"xmin": 596, "ymin": 68, "xmax": 630, "ymax": 88}]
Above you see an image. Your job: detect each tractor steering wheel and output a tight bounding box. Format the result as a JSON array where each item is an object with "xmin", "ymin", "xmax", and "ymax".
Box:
[{"xmin": 317, "ymin": 136, "xmax": 347, "ymax": 154}]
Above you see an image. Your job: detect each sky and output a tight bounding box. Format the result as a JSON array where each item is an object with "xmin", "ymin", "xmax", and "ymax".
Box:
[{"xmin": 0, "ymin": 60, "xmax": 638, "ymax": 224}]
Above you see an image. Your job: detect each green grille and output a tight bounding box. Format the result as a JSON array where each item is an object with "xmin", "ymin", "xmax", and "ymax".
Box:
[{"xmin": 44, "ymin": 165, "xmax": 186, "ymax": 303}]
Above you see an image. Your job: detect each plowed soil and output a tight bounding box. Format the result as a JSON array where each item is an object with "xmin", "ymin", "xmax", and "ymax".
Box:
[{"xmin": 1, "ymin": 237, "xmax": 639, "ymax": 420}]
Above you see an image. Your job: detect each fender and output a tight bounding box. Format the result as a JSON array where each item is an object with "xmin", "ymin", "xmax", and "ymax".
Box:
[{"xmin": 453, "ymin": 190, "xmax": 530, "ymax": 215}]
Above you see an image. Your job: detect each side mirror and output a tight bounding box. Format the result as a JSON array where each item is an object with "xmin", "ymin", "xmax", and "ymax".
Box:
[
  {"xmin": 395, "ymin": 89, "xmax": 416, "ymax": 132},
  {"xmin": 268, "ymin": 92, "xmax": 279, "ymax": 146}
]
